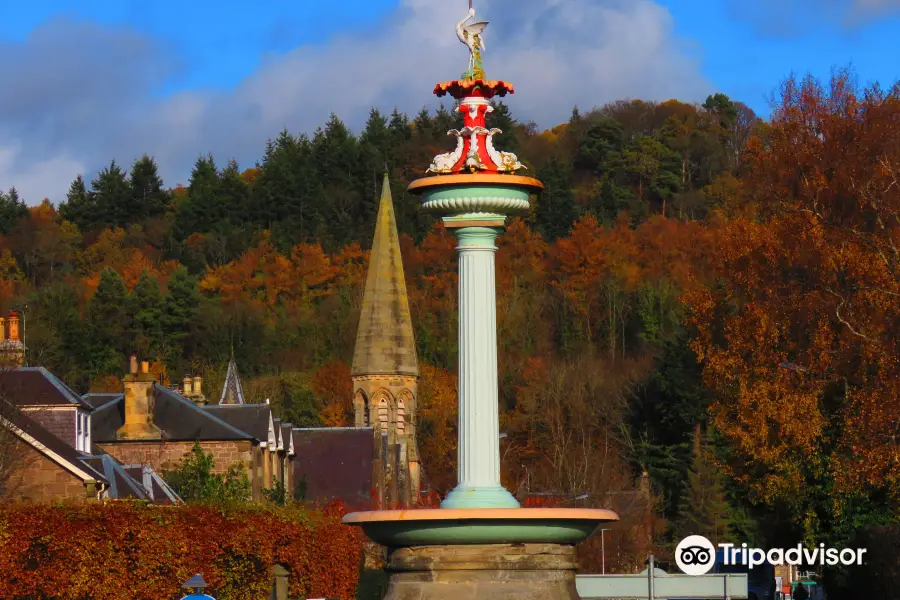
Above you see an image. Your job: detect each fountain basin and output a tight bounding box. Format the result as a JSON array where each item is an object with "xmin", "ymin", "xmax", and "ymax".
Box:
[
  {"xmin": 408, "ymin": 174, "xmax": 543, "ymax": 217},
  {"xmin": 342, "ymin": 507, "xmax": 618, "ymax": 546}
]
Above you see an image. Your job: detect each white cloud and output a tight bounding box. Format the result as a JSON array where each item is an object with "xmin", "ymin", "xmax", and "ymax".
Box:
[{"xmin": 0, "ymin": 0, "xmax": 710, "ymax": 204}]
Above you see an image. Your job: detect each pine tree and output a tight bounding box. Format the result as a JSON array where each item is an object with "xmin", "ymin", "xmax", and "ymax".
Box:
[
  {"xmin": 535, "ymin": 156, "xmax": 577, "ymax": 241},
  {"xmin": 486, "ymin": 101, "xmax": 520, "ymax": 155},
  {"xmin": 129, "ymin": 155, "xmax": 168, "ymax": 220},
  {"xmin": 58, "ymin": 176, "xmax": 94, "ymax": 232},
  {"xmin": 163, "ymin": 266, "xmax": 200, "ymax": 362},
  {"xmin": 87, "ymin": 268, "xmax": 130, "ymax": 378},
  {"xmin": 673, "ymin": 427, "xmax": 733, "ymax": 546},
  {"xmin": 0, "ymin": 187, "xmax": 29, "ymax": 234},
  {"xmin": 91, "ymin": 161, "xmax": 131, "ymax": 227},
  {"xmin": 131, "ymin": 270, "xmax": 165, "ymax": 359}
]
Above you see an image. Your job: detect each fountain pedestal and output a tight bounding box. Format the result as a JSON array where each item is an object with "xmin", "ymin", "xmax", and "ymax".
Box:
[{"xmin": 384, "ymin": 544, "xmax": 579, "ymax": 600}]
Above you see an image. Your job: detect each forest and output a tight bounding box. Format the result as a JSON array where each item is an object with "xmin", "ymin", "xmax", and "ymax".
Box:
[{"xmin": 0, "ymin": 69, "xmax": 897, "ymax": 586}]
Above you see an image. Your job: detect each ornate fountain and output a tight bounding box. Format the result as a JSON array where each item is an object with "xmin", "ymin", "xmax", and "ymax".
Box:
[{"xmin": 342, "ymin": 5, "xmax": 618, "ymax": 599}]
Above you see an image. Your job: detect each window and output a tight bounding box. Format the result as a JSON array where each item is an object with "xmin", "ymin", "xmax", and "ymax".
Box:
[
  {"xmin": 75, "ymin": 412, "xmax": 83, "ymax": 452},
  {"xmin": 75, "ymin": 411, "xmax": 90, "ymax": 452}
]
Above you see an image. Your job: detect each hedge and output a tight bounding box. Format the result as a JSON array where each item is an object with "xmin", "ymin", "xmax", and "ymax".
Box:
[{"xmin": 0, "ymin": 501, "xmax": 364, "ymax": 600}]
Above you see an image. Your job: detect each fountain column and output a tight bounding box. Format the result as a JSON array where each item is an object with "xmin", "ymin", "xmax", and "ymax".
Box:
[{"xmin": 441, "ymin": 222, "xmax": 519, "ymax": 509}]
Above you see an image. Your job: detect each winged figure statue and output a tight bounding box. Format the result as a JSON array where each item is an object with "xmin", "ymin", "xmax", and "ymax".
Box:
[{"xmin": 456, "ymin": 7, "xmax": 488, "ymax": 80}]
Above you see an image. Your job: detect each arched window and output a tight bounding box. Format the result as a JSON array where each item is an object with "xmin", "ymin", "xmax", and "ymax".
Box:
[
  {"xmin": 377, "ymin": 397, "xmax": 389, "ymax": 430},
  {"xmin": 353, "ymin": 390, "xmax": 368, "ymax": 426}
]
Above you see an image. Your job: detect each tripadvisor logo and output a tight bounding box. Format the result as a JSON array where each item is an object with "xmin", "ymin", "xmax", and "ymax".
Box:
[{"xmin": 675, "ymin": 536, "xmax": 868, "ymax": 576}]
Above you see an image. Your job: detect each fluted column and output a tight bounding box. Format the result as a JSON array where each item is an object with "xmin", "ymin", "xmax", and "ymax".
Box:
[{"xmin": 442, "ymin": 225, "xmax": 519, "ymax": 509}]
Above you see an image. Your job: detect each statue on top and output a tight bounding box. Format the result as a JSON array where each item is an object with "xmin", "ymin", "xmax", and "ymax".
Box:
[{"xmin": 456, "ymin": 6, "xmax": 488, "ymax": 80}]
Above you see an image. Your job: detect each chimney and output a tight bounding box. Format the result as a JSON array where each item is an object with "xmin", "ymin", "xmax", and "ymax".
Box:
[
  {"xmin": 192, "ymin": 376, "xmax": 202, "ymax": 396},
  {"xmin": 0, "ymin": 316, "xmax": 5, "ymax": 341},
  {"xmin": 183, "ymin": 376, "xmax": 193, "ymax": 395},
  {"xmin": 7, "ymin": 312, "xmax": 19, "ymax": 342},
  {"xmin": 130, "ymin": 354, "xmax": 138, "ymax": 374},
  {"xmin": 116, "ymin": 356, "xmax": 161, "ymax": 440}
]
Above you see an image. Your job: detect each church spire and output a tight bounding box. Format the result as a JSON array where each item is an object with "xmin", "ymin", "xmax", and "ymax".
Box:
[
  {"xmin": 351, "ymin": 172, "xmax": 418, "ymax": 378},
  {"xmin": 219, "ymin": 353, "xmax": 246, "ymax": 405}
]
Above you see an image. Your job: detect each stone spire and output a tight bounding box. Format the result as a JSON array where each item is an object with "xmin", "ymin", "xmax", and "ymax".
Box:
[
  {"xmin": 351, "ymin": 172, "xmax": 418, "ymax": 378},
  {"xmin": 219, "ymin": 354, "xmax": 245, "ymax": 405}
]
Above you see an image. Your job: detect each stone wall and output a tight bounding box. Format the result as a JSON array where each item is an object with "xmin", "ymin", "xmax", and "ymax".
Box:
[
  {"xmin": 4, "ymin": 440, "xmax": 89, "ymax": 502},
  {"xmin": 98, "ymin": 440, "xmax": 253, "ymax": 476}
]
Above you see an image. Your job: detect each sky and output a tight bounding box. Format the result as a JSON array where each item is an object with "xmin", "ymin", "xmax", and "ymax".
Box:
[{"xmin": 1, "ymin": 0, "xmax": 900, "ymax": 205}]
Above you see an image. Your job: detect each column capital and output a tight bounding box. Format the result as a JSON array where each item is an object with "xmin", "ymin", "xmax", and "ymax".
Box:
[{"xmin": 450, "ymin": 225, "xmax": 504, "ymax": 250}]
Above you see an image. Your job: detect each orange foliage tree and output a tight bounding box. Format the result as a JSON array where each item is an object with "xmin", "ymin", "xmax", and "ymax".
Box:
[
  {"xmin": 687, "ymin": 72, "xmax": 900, "ymax": 519},
  {"xmin": 312, "ymin": 360, "xmax": 353, "ymax": 426},
  {"xmin": 416, "ymin": 363, "xmax": 458, "ymax": 496}
]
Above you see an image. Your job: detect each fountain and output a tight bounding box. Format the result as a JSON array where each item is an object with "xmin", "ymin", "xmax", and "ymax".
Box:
[{"xmin": 342, "ymin": 4, "xmax": 619, "ymax": 599}]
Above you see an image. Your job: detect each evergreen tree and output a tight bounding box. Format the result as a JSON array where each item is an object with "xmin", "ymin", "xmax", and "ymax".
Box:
[
  {"xmin": 163, "ymin": 266, "xmax": 200, "ymax": 362},
  {"xmin": 577, "ymin": 118, "xmax": 626, "ymax": 173},
  {"xmin": 486, "ymin": 101, "xmax": 520, "ymax": 155},
  {"xmin": 87, "ymin": 268, "xmax": 130, "ymax": 378},
  {"xmin": 535, "ymin": 156, "xmax": 577, "ymax": 241},
  {"xmin": 129, "ymin": 155, "xmax": 168, "ymax": 220},
  {"xmin": 388, "ymin": 108, "xmax": 412, "ymax": 146},
  {"xmin": 0, "ymin": 187, "xmax": 29, "ymax": 234},
  {"xmin": 58, "ymin": 176, "xmax": 95, "ymax": 232},
  {"xmin": 91, "ymin": 161, "xmax": 131, "ymax": 228},
  {"xmin": 173, "ymin": 155, "xmax": 221, "ymax": 241},
  {"xmin": 131, "ymin": 270, "xmax": 165, "ymax": 359},
  {"xmin": 673, "ymin": 427, "xmax": 733, "ymax": 546}
]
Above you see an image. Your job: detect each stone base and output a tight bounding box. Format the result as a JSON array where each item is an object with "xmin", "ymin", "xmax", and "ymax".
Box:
[{"xmin": 383, "ymin": 544, "xmax": 579, "ymax": 600}]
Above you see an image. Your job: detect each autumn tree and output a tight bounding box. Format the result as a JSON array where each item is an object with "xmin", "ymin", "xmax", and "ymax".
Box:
[{"xmin": 687, "ymin": 71, "xmax": 900, "ymax": 544}]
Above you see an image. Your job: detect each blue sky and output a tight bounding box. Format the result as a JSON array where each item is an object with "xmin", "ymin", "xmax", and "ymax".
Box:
[{"xmin": 1, "ymin": 0, "xmax": 899, "ymax": 203}]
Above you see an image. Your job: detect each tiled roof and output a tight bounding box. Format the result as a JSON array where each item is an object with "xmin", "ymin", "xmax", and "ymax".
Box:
[
  {"xmin": 292, "ymin": 427, "xmax": 375, "ymax": 509},
  {"xmin": 92, "ymin": 385, "xmax": 255, "ymax": 442},
  {"xmin": 0, "ymin": 367, "xmax": 93, "ymax": 410}
]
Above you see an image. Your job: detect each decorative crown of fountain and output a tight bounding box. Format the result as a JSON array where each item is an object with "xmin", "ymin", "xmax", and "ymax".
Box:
[{"xmin": 426, "ymin": 5, "xmax": 525, "ymax": 176}]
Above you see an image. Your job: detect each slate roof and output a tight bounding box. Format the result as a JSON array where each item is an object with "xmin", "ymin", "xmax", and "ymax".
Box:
[
  {"xmin": 201, "ymin": 404, "xmax": 272, "ymax": 441},
  {"xmin": 292, "ymin": 427, "xmax": 375, "ymax": 509},
  {"xmin": 81, "ymin": 393, "xmax": 123, "ymax": 410},
  {"xmin": 0, "ymin": 367, "xmax": 93, "ymax": 410},
  {"xmin": 92, "ymin": 385, "xmax": 255, "ymax": 442},
  {"xmin": 2, "ymin": 402, "xmax": 107, "ymax": 484},
  {"xmin": 218, "ymin": 356, "xmax": 246, "ymax": 405}
]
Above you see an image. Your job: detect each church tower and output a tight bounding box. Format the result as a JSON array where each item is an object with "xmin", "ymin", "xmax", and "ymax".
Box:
[{"xmin": 351, "ymin": 172, "xmax": 421, "ymax": 507}]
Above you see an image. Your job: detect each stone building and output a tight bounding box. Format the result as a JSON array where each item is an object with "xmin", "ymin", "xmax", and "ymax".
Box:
[
  {"xmin": 292, "ymin": 173, "xmax": 422, "ymax": 509},
  {"xmin": 88, "ymin": 356, "xmax": 297, "ymax": 502},
  {"xmin": 0, "ymin": 368, "xmax": 179, "ymax": 503}
]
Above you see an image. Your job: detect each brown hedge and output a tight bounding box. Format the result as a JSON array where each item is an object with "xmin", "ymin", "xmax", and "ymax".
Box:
[{"xmin": 0, "ymin": 501, "xmax": 364, "ymax": 600}]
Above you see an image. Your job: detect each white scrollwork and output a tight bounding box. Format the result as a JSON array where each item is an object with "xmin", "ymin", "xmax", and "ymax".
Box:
[
  {"xmin": 427, "ymin": 129, "xmax": 465, "ymax": 174},
  {"xmin": 485, "ymin": 128, "xmax": 526, "ymax": 172}
]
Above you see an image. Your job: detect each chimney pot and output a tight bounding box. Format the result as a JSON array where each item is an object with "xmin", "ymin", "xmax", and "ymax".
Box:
[
  {"xmin": 7, "ymin": 312, "xmax": 19, "ymax": 342},
  {"xmin": 0, "ymin": 316, "xmax": 5, "ymax": 341},
  {"xmin": 183, "ymin": 376, "xmax": 193, "ymax": 395},
  {"xmin": 130, "ymin": 355, "xmax": 138, "ymax": 374},
  {"xmin": 192, "ymin": 376, "xmax": 202, "ymax": 396},
  {"xmin": 141, "ymin": 361, "xmax": 149, "ymax": 374}
]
